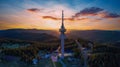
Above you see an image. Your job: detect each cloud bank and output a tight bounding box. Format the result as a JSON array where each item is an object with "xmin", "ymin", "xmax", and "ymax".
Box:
[
  {"xmin": 73, "ymin": 7, "xmax": 120, "ymax": 19},
  {"xmin": 27, "ymin": 7, "xmax": 120, "ymax": 20}
]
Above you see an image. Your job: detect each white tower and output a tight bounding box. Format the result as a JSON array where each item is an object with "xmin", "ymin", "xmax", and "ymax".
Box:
[{"xmin": 59, "ymin": 10, "xmax": 66, "ymax": 59}]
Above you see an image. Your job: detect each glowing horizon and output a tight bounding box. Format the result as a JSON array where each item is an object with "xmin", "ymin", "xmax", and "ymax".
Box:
[{"xmin": 0, "ymin": 0, "xmax": 120, "ymax": 30}]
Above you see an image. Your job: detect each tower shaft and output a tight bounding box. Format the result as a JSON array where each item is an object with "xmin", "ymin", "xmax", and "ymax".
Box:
[{"xmin": 59, "ymin": 10, "xmax": 66, "ymax": 59}]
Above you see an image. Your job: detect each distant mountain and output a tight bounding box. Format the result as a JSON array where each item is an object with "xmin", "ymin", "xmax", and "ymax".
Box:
[
  {"xmin": 67, "ymin": 30, "xmax": 120, "ymax": 43},
  {"xmin": 0, "ymin": 29, "xmax": 58, "ymax": 42},
  {"xmin": 0, "ymin": 29, "xmax": 120, "ymax": 43}
]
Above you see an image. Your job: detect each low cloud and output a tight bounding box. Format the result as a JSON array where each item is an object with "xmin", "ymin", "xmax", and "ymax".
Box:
[
  {"xmin": 42, "ymin": 16, "xmax": 74, "ymax": 21},
  {"xmin": 42, "ymin": 16, "xmax": 88, "ymax": 21},
  {"xmin": 42, "ymin": 16, "xmax": 60, "ymax": 20}
]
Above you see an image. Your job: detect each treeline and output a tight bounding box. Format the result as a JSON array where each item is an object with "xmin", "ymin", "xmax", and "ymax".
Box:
[
  {"xmin": 2, "ymin": 47, "xmax": 39, "ymax": 62},
  {"xmin": 0, "ymin": 38, "xmax": 81, "ymax": 62},
  {"xmin": 0, "ymin": 39, "xmax": 33, "ymax": 43},
  {"xmin": 71, "ymin": 40, "xmax": 120, "ymax": 67},
  {"xmin": 88, "ymin": 44, "xmax": 120, "ymax": 67}
]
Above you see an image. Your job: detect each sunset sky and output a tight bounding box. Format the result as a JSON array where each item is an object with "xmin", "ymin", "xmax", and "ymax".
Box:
[{"xmin": 0, "ymin": 0, "xmax": 120, "ymax": 30}]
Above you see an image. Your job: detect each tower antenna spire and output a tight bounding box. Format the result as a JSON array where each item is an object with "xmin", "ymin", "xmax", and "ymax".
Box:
[{"xmin": 62, "ymin": 10, "xmax": 64, "ymax": 28}]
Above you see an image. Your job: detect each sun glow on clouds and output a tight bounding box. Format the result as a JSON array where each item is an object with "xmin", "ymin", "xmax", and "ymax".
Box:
[
  {"xmin": 0, "ymin": 0, "xmax": 120, "ymax": 30},
  {"xmin": 25, "ymin": 4, "xmax": 120, "ymax": 30},
  {"xmin": 25, "ymin": 3, "xmax": 78, "ymax": 30}
]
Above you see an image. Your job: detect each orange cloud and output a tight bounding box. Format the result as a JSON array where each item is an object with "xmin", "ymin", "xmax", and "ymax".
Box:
[
  {"xmin": 42, "ymin": 16, "xmax": 61, "ymax": 20},
  {"xmin": 42, "ymin": 16, "xmax": 74, "ymax": 21},
  {"xmin": 42, "ymin": 16, "xmax": 89, "ymax": 22}
]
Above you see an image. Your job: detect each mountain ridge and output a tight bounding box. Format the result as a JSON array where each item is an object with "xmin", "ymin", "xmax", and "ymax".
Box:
[{"xmin": 0, "ymin": 29, "xmax": 120, "ymax": 43}]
